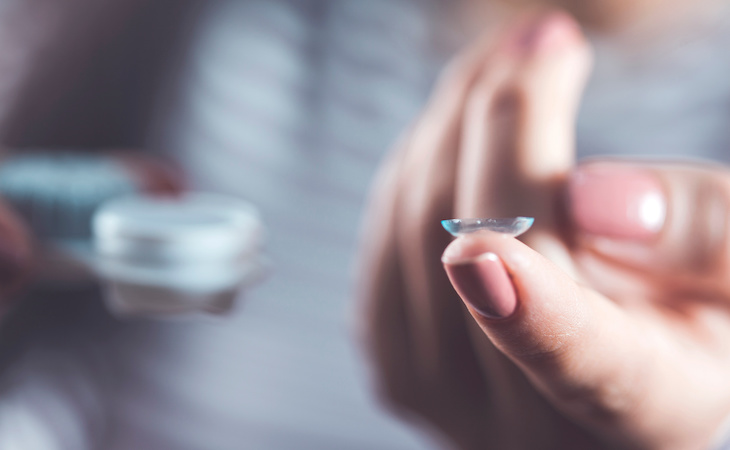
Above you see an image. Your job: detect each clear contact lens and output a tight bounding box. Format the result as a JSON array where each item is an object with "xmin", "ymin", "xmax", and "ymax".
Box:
[{"xmin": 441, "ymin": 217, "xmax": 534, "ymax": 238}]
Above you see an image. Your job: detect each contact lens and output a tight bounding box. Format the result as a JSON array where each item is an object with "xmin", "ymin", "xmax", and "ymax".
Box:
[{"xmin": 441, "ymin": 217, "xmax": 534, "ymax": 237}]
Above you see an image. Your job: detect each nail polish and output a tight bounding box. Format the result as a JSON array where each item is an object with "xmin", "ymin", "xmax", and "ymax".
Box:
[
  {"xmin": 568, "ymin": 165, "xmax": 666, "ymax": 240},
  {"xmin": 518, "ymin": 12, "xmax": 580, "ymax": 52},
  {"xmin": 443, "ymin": 251, "xmax": 517, "ymax": 320}
]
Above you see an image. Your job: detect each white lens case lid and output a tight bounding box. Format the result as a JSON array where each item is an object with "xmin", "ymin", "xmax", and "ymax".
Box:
[{"xmin": 93, "ymin": 193, "xmax": 264, "ymax": 263}]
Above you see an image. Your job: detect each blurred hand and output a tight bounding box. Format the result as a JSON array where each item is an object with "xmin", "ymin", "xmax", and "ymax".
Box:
[
  {"xmin": 0, "ymin": 151, "xmax": 184, "ymax": 315},
  {"xmin": 359, "ymin": 11, "xmax": 730, "ymax": 450},
  {"xmin": 0, "ymin": 200, "xmax": 32, "ymax": 306},
  {"xmin": 111, "ymin": 152, "xmax": 186, "ymax": 196}
]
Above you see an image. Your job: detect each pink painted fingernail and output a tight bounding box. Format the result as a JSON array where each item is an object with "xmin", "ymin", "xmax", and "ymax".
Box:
[
  {"xmin": 518, "ymin": 11, "xmax": 581, "ymax": 52},
  {"xmin": 568, "ymin": 165, "xmax": 667, "ymax": 240},
  {"xmin": 443, "ymin": 250, "xmax": 517, "ymax": 320}
]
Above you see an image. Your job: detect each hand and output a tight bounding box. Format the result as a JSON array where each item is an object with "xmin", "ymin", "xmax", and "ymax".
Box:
[
  {"xmin": 443, "ymin": 161, "xmax": 730, "ymax": 448},
  {"xmin": 110, "ymin": 151, "xmax": 186, "ymax": 196},
  {"xmin": 359, "ymin": 11, "xmax": 598, "ymax": 449},
  {"xmin": 0, "ymin": 151, "xmax": 184, "ymax": 315},
  {"xmin": 0, "ymin": 200, "xmax": 32, "ymax": 308},
  {"xmin": 358, "ymin": 12, "xmax": 730, "ymax": 450}
]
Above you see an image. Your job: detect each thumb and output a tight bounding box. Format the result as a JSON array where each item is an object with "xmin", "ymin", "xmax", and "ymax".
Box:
[
  {"xmin": 441, "ymin": 231, "xmax": 650, "ymax": 439},
  {"xmin": 566, "ymin": 160, "xmax": 730, "ymax": 295}
]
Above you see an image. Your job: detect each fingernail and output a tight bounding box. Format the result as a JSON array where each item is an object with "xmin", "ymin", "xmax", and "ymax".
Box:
[
  {"xmin": 443, "ymin": 250, "xmax": 517, "ymax": 320},
  {"xmin": 568, "ymin": 165, "xmax": 667, "ymax": 240},
  {"xmin": 518, "ymin": 12, "xmax": 580, "ymax": 52}
]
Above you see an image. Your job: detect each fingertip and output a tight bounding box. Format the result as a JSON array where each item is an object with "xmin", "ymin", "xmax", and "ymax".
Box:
[
  {"xmin": 443, "ymin": 231, "xmax": 595, "ymax": 357},
  {"xmin": 516, "ymin": 10, "xmax": 585, "ymax": 54},
  {"xmin": 442, "ymin": 231, "xmax": 514, "ymax": 264},
  {"xmin": 442, "ymin": 232, "xmax": 529, "ymax": 321},
  {"xmin": 443, "ymin": 249, "xmax": 517, "ymax": 320}
]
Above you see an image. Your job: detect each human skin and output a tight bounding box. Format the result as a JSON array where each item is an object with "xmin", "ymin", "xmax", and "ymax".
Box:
[
  {"xmin": 488, "ymin": 0, "xmax": 721, "ymax": 32},
  {"xmin": 359, "ymin": 12, "xmax": 730, "ymax": 450}
]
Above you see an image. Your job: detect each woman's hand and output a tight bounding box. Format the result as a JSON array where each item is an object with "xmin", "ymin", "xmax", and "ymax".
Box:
[
  {"xmin": 0, "ymin": 200, "xmax": 32, "ymax": 306},
  {"xmin": 0, "ymin": 151, "xmax": 184, "ymax": 315},
  {"xmin": 358, "ymin": 11, "xmax": 730, "ymax": 450},
  {"xmin": 443, "ymin": 164, "xmax": 730, "ymax": 448}
]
